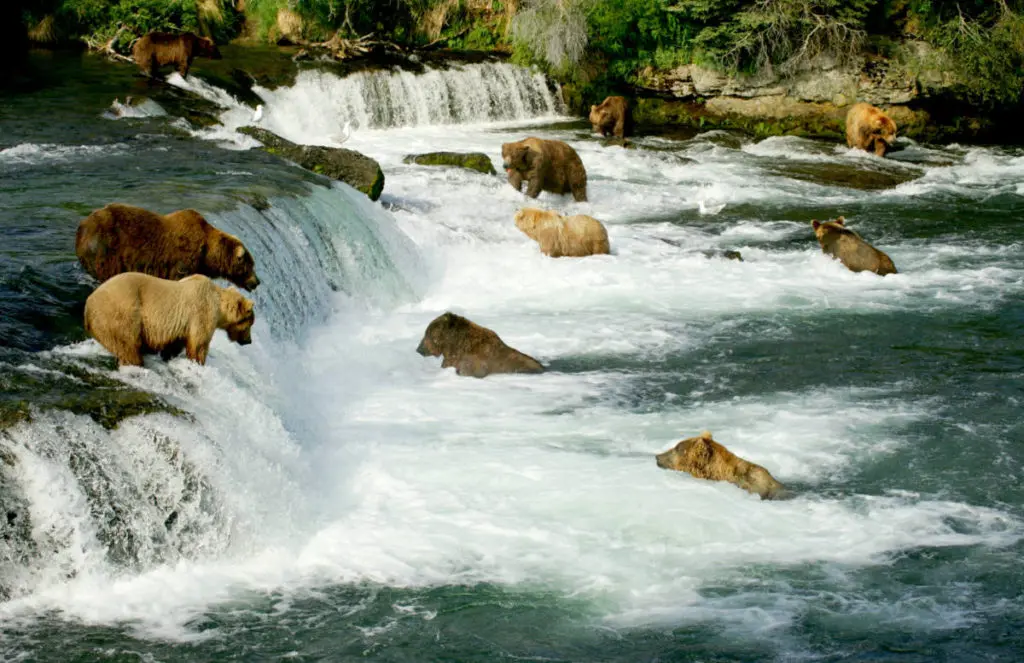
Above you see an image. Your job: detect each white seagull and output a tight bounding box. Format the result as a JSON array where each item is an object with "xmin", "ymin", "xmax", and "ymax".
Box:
[
  {"xmin": 332, "ymin": 120, "xmax": 358, "ymax": 145},
  {"xmin": 252, "ymin": 104, "xmax": 264, "ymax": 124}
]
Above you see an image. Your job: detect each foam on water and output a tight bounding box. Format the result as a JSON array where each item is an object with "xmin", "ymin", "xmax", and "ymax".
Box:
[
  {"xmin": 3, "ymin": 67, "xmax": 1024, "ymax": 649},
  {"xmin": 0, "ymin": 142, "xmax": 128, "ymax": 166}
]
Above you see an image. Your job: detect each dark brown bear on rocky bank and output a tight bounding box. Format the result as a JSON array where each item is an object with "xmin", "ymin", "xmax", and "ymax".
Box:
[
  {"xmin": 589, "ymin": 95, "xmax": 632, "ymax": 140},
  {"xmin": 416, "ymin": 312, "xmax": 545, "ymax": 378},
  {"xmin": 656, "ymin": 431, "xmax": 789, "ymax": 500},
  {"xmin": 133, "ymin": 31, "xmax": 222, "ymax": 79},
  {"xmin": 501, "ymin": 137, "xmax": 588, "ymax": 202},
  {"xmin": 812, "ymin": 217, "xmax": 897, "ymax": 276},
  {"xmin": 76, "ymin": 203, "xmax": 260, "ymax": 291}
]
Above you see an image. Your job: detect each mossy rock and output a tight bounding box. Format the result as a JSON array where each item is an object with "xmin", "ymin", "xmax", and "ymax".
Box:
[
  {"xmin": 238, "ymin": 126, "xmax": 385, "ymax": 200},
  {"xmin": 402, "ymin": 151, "xmax": 496, "ymax": 175}
]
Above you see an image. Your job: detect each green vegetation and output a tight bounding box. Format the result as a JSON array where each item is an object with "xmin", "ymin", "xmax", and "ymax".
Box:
[{"xmin": 510, "ymin": 0, "xmax": 1024, "ymax": 109}]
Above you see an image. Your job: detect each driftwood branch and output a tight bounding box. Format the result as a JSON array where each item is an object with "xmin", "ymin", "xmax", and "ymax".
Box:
[
  {"xmin": 85, "ymin": 24, "xmax": 135, "ymax": 63},
  {"xmin": 297, "ymin": 31, "xmax": 406, "ymax": 60}
]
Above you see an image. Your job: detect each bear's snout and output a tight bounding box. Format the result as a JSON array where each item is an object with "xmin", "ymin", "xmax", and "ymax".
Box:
[
  {"xmin": 416, "ymin": 338, "xmax": 430, "ymax": 356},
  {"xmin": 655, "ymin": 451, "xmax": 672, "ymax": 469},
  {"xmin": 244, "ymin": 274, "xmax": 260, "ymax": 291}
]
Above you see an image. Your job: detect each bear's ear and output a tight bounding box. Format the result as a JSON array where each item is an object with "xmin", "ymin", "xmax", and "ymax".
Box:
[
  {"xmin": 812, "ymin": 220, "xmax": 821, "ymax": 230},
  {"xmin": 235, "ymin": 244, "xmax": 246, "ymax": 259},
  {"xmin": 699, "ymin": 430, "xmax": 713, "ymax": 441},
  {"xmin": 835, "ymin": 216, "xmax": 845, "ymax": 226}
]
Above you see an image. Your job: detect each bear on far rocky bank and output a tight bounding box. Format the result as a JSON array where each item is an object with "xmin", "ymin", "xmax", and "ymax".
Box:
[
  {"xmin": 133, "ymin": 31, "xmax": 222, "ymax": 79},
  {"xmin": 845, "ymin": 102, "xmax": 897, "ymax": 157},
  {"xmin": 589, "ymin": 95, "xmax": 632, "ymax": 140}
]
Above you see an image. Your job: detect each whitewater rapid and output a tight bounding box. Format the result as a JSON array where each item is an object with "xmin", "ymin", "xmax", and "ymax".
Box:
[{"xmin": 3, "ymin": 62, "xmax": 1024, "ymax": 649}]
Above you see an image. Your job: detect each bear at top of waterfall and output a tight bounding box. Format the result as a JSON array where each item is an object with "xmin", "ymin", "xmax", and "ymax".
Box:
[
  {"xmin": 514, "ymin": 207, "xmax": 610, "ymax": 258},
  {"xmin": 655, "ymin": 431, "xmax": 790, "ymax": 501},
  {"xmin": 501, "ymin": 137, "xmax": 588, "ymax": 202},
  {"xmin": 416, "ymin": 312, "xmax": 545, "ymax": 379},
  {"xmin": 76, "ymin": 203, "xmax": 260, "ymax": 291},
  {"xmin": 845, "ymin": 102, "xmax": 897, "ymax": 157},
  {"xmin": 84, "ymin": 272, "xmax": 255, "ymax": 367},
  {"xmin": 589, "ymin": 95, "xmax": 632, "ymax": 140},
  {"xmin": 132, "ymin": 31, "xmax": 222, "ymax": 79},
  {"xmin": 812, "ymin": 216, "xmax": 898, "ymax": 276}
]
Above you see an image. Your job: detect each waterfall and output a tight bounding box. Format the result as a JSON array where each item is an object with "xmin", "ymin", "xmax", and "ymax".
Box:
[{"xmin": 0, "ymin": 181, "xmax": 425, "ymax": 602}]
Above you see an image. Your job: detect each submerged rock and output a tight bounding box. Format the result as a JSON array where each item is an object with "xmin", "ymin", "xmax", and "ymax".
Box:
[
  {"xmin": 403, "ymin": 151, "xmax": 496, "ymax": 175},
  {"xmin": 238, "ymin": 125, "xmax": 385, "ymax": 200}
]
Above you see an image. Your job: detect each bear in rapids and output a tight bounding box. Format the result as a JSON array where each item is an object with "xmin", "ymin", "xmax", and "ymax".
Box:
[
  {"xmin": 76, "ymin": 203, "xmax": 260, "ymax": 291},
  {"xmin": 84, "ymin": 272, "xmax": 255, "ymax": 367},
  {"xmin": 655, "ymin": 431, "xmax": 789, "ymax": 500},
  {"xmin": 132, "ymin": 31, "xmax": 222, "ymax": 79},
  {"xmin": 416, "ymin": 312, "xmax": 545, "ymax": 378},
  {"xmin": 501, "ymin": 137, "xmax": 588, "ymax": 202},
  {"xmin": 812, "ymin": 216, "xmax": 897, "ymax": 276},
  {"xmin": 589, "ymin": 95, "xmax": 632, "ymax": 140},
  {"xmin": 845, "ymin": 102, "xmax": 897, "ymax": 157},
  {"xmin": 514, "ymin": 207, "xmax": 611, "ymax": 258}
]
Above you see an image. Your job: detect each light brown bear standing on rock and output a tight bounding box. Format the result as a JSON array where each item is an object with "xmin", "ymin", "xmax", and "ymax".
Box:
[
  {"xmin": 589, "ymin": 95, "xmax": 632, "ymax": 140},
  {"xmin": 655, "ymin": 431, "xmax": 789, "ymax": 500},
  {"xmin": 133, "ymin": 31, "xmax": 222, "ymax": 79},
  {"xmin": 501, "ymin": 137, "xmax": 588, "ymax": 202},
  {"xmin": 514, "ymin": 207, "xmax": 611, "ymax": 258},
  {"xmin": 845, "ymin": 102, "xmax": 897, "ymax": 157},
  {"xmin": 84, "ymin": 272, "xmax": 255, "ymax": 367},
  {"xmin": 812, "ymin": 216, "xmax": 898, "ymax": 276},
  {"xmin": 76, "ymin": 203, "xmax": 260, "ymax": 291},
  {"xmin": 416, "ymin": 312, "xmax": 544, "ymax": 378}
]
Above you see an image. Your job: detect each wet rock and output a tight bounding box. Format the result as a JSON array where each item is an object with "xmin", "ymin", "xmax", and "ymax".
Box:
[
  {"xmin": 702, "ymin": 249, "xmax": 744, "ymax": 261},
  {"xmin": 238, "ymin": 125, "xmax": 385, "ymax": 200},
  {"xmin": 403, "ymin": 151, "xmax": 496, "ymax": 175}
]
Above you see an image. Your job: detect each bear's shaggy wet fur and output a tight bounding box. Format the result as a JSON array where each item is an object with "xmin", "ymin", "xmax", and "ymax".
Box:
[
  {"xmin": 514, "ymin": 207, "xmax": 611, "ymax": 258},
  {"xmin": 845, "ymin": 103, "xmax": 897, "ymax": 157},
  {"xmin": 76, "ymin": 203, "xmax": 260, "ymax": 291},
  {"xmin": 589, "ymin": 95, "xmax": 632, "ymax": 140},
  {"xmin": 812, "ymin": 216, "xmax": 897, "ymax": 276},
  {"xmin": 501, "ymin": 137, "xmax": 588, "ymax": 202},
  {"xmin": 84, "ymin": 272, "xmax": 255, "ymax": 367},
  {"xmin": 132, "ymin": 31, "xmax": 222, "ymax": 79},
  {"xmin": 416, "ymin": 312, "xmax": 545, "ymax": 378},
  {"xmin": 655, "ymin": 431, "xmax": 789, "ymax": 500}
]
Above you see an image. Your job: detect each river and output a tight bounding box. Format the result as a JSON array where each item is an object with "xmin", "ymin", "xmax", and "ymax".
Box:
[{"xmin": 1, "ymin": 50, "xmax": 1023, "ymax": 661}]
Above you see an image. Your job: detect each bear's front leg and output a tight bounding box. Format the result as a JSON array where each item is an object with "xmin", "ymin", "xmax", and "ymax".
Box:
[
  {"xmin": 525, "ymin": 175, "xmax": 543, "ymax": 199},
  {"xmin": 507, "ymin": 170, "xmax": 524, "ymax": 192},
  {"xmin": 179, "ymin": 56, "xmax": 193, "ymax": 78},
  {"xmin": 185, "ymin": 338, "xmax": 210, "ymax": 365}
]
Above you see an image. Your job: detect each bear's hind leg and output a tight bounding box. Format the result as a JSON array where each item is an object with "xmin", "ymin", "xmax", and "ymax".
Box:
[{"xmin": 185, "ymin": 337, "xmax": 210, "ymax": 366}]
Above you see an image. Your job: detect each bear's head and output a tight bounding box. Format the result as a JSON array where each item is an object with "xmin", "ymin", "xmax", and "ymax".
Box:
[
  {"xmin": 416, "ymin": 311, "xmax": 474, "ymax": 357},
  {"xmin": 200, "ymin": 223, "xmax": 260, "ymax": 291},
  {"xmin": 193, "ymin": 35, "xmax": 223, "ymax": 59},
  {"xmin": 501, "ymin": 141, "xmax": 532, "ymax": 172},
  {"xmin": 588, "ymin": 104, "xmax": 611, "ymax": 131},
  {"xmin": 655, "ymin": 430, "xmax": 716, "ymax": 471},
  {"xmin": 514, "ymin": 207, "xmax": 558, "ymax": 235},
  {"xmin": 811, "ymin": 216, "xmax": 850, "ymax": 242},
  {"xmin": 219, "ymin": 288, "xmax": 255, "ymax": 345},
  {"xmin": 867, "ymin": 112, "xmax": 897, "ymax": 156}
]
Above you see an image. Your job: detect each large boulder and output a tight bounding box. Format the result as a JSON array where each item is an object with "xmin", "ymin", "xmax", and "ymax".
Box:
[
  {"xmin": 402, "ymin": 151, "xmax": 496, "ymax": 175},
  {"xmin": 238, "ymin": 126, "xmax": 385, "ymax": 200}
]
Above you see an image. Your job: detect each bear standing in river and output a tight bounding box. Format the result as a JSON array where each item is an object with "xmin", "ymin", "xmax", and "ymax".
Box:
[
  {"xmin": 812, "ymin": 217, "xmax": 897, "ymax": 276},
  {"xmin": 656, "ymin": 431, "xmax": 789, "ymax": 500},
  {"xmin": 76, "ymin": 203, "xmax": 260, "ymax": 291},
  {"xmin": 416, "ymin": 312, "xmax": 544, "ymax": 378},
  {"xmin": 85, "ymin": 273, "xmax": 255, "ymax": 367},
  {"xmin": 589, "ymin": 95, "xmax": 632, "ymax": 140},
  {"xmin": 501, "ymin": 137, "xmax": 588, "ymax": 202},
  {"xmin": 133, "ymin": 31, "xmax": 222, "ymax": 79},
  {"xmin": 845, "ymin": 103, "xmax": 897, "ymax": 157}
]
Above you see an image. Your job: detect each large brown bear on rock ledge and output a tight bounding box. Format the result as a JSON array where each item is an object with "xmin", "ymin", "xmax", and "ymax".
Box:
[
  {"xmin": 133, "ymin": 31, "xmax": 222, "ymax": 79},
  {"xmin": 85, "ymin": 273, "xmax": 255, "ymax": 367},
  {"xmin": 416, "ymin": 312, "xmax": 544, "ymax": 378},
  {"xmin": 501, "ymin": 137, "xmax": 588, "ymax": 202},
  {"xmin": 589, "ymin": 95, "xmax": 632, "ymax": 140},
  {"xmin": 656, "ymin": 431, "xmax": 789, "ymax": 500},
  {"xmin": 812, "ymin": 216, "xmax": 897, "ymax": 276},
  {"xmin": 76, "ymin": 203, "xmax": 260, "ymax": 291},
  {"xmin": 845, "ymin": 102, "xmax": 897, "ymax": 157},
  {"xmin": 514, "ymin": 207, "xmax": 610, "ymax": 258}
]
